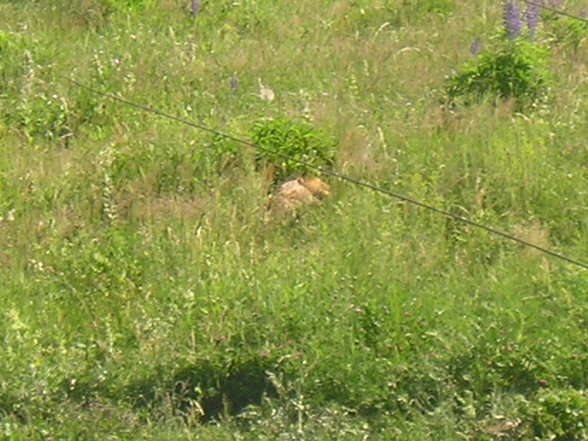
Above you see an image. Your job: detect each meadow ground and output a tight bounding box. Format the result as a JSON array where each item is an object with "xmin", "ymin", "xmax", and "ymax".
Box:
[{"xmin": 1, "ymin": 0, "xmax": 588, "ymax": 439}]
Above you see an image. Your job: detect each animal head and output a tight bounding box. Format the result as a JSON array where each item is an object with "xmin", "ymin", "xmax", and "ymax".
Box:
[
  {"xmin": 267, "ymin": 176, "xmax": 332, "ymax": 219},
  {"xmin": 298, "ymin": 177, "xmax": 331, "ymax": 199}
]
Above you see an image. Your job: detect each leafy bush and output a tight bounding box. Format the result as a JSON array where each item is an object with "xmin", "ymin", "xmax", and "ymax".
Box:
[
  {"xmin": 522, "ymin": 389, "xmax": 588, "ymax": 441},
  {"xmin": 249, "ymin": 118, "xmax": 337, "ymax": 183},
  {"xmin": 444, "ymin": 37, "xmax": 552, "ymax": 112}
]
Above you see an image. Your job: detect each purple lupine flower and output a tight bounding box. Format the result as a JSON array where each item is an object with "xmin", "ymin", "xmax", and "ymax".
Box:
[
  {"xmin": 526, "ymin": 1, "xmax": 541, "ymax": 40},
  {"xmin": 504, "ymin": 0, "xmax": 522, "ymax": 40},
  {"xmin": 549, "ymin": 0, "xmax": 561, "ymax": 7},
  {"xmin": 191, "ymin": 0, "xmax": 199, "ymax": 17},
  {"xmin": 230, "ymin": 75, "xmax": 239, "ymax": 92},
  {"xmin": 470, "ymin": 38, "xmax": 482, "ymax": 56}
]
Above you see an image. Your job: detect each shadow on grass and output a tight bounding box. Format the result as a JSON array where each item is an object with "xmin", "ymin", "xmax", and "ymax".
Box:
[
  {"xmin": 64, "ymin": 354, "xmax": 278, "ymax": 423},
  {"xmin": 167, "ymin": 357, "xmax": 277, "ymax": 421}
]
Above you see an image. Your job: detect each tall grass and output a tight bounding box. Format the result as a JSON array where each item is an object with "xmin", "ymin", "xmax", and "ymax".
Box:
[{"xmin": 1, "ymin": 0, "xmax": 588, "ymax": 439}]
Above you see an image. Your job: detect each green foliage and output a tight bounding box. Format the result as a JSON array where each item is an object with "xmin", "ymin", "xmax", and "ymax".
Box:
[
  {"xmin": 550, "ymin": 16, "xmax": 588, "ymax": 50},
  {"xmin": 404, "ymin": 0, "xmax": 456, "ymax": 15},
  {"xmin": 0, "ymin": 32, "xmax": 75, "ymax": 142},
  {"xmin": 101, "ymin": 0, "xmax": 153, "ymax": 11},
  {"xmin": 72, "ymin": 0, "xmax": 155, "ymax": 16},
  {"xmin": 1, "ymin": 1, "xmax": 588, "ymax": 440},
  {"xmin": 15, "ymin": 91, "xmax": 72, "ymax": 142},
  {"xmin": 445, "ymin": 38, "xmax": 552, "ymax": 111},
  {"xmin": 203, "ymin": 133, "xmax": 242, "ymax": 172},
  {"xmin": 249, "ymin": 118, "xmax": 336, "ymax": 182},
  {"xmin": 0, "ymin": 30, "xmax": 16, "ymax": 55},
  {"xmin": 522, "ymin": 389, "xmax": 588, "ymax": 441},
  {"xmin": 0, "ymin": 32, "xmax": 27, "ymax": 97}
]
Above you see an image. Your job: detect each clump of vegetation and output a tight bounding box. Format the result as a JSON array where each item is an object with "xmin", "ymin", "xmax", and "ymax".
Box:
[
  {"xmin": 409, "ymin": 0, "xmax": 456, "ymax": 15},
  {"xmin": 94, "ymin": 0, "xmax": 154, "ymax": 14},
  {"xmin": 549, "ymin": 15, "xmax": 588, "ymax": 49},
  {"xmin": 249, "ymin": 118, "xmax": 337, "ymax": 183},
  {"xmin": 445, "ymin": 0, "xmax": 552, "ymax": 112},
  {"xmin": 444, "ymin": 37, "xmax": 552, "ymax": 111},
  {"xmin": 520, "ymin": 389, "xmax": 588, "ymax": 440}
]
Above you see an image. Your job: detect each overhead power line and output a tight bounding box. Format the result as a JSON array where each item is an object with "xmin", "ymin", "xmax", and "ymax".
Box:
[
  {"xmin": 61, "ymin": 77, "xmax": 588, "ymax": 271},
  {"xmin": 523, "ymin": 0, "xmax": 588, "ymax": 24}
]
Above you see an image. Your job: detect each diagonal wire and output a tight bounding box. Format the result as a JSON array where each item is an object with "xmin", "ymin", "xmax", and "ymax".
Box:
[
  {"xmin": 61, "ymin": 76, "xmax": 588, "ymax": 271},
  {"xmin": 522, "ymin": 0, "xmax": 588, "ymax": 24}
]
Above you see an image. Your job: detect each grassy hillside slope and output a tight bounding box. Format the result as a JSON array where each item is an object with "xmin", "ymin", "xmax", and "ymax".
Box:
[{"xmin": 1, "ymin": 0, "xmax": 588, "ymax": 439}]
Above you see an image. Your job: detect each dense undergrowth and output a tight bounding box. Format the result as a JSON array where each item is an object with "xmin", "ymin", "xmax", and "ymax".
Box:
[{"xmin": 1, "ymin": 0, "xmax": 588, "ymax": 439}]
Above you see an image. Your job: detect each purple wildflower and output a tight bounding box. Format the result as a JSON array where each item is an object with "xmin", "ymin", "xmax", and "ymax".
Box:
[
  {"xmin": 504, "ymin": 0, "xmax": 522, "ymax": 40},
  {"xmin": 549, "ymin": 0, "xmax": 561, "ymax": 7},
  {"xmin": 470, "ymin": 38, "xmax": 482, "ymax": 56},
  {"xmin": 230, "ymin": 75, "xmax": 239, "ymax": 92},
  {"xmin": 191, "ymin": 0, "xmax": 199, "ymax": 17},
  {"xmin": 526, "ymin": 1, "xmax": 541, "ymax": 40}
]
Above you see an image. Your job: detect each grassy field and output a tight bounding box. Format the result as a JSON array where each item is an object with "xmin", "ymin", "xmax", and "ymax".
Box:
[{"xmin": 1, "ymin": 0, "xmax": 588, "ymax": 439}]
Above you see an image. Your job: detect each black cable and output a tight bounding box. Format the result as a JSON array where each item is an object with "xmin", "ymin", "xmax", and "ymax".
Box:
[
  {"xmin": 62, "ymin": 76, "xmax": 588, "ymax": 271},
  {"xmin": 523, "ymin": 0, "xmax": 588, "ymax": 24}
]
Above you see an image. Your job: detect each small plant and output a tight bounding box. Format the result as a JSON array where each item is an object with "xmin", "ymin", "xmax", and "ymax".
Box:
[
  {"xmin": 0, "ymin": 32, "xmax": 74, "ymax": 142},
  {"xmin": 444, "ymin": 36, "xmax": 552, "ymax": 112},
  {"xmin": 402, "ymin": 0, "xmax": 456, "ymax": 15},
  {"xmin": 0, "ymin": 31, "xmax": 27, "ymax": 98},
  {"xmin": 549, "ymin": 15, "xmax": 588, "ymax": 49},
  {"xmin": 519, "ymin": 389, "xmax": 588, "ymax": 441},
  {"xmin": 15, "ymin": 91, "xmax": 72, "ymax": 143},
  {"xmin": 200, "ymin": 133, "xmax": 241, "ymax": 173},
  {"xmin": 444, "ymin": 0, "xmax": 553, "ymax": 112},
  {"xmin": 100, "ymin": 0, "xmax": 153, "ymax": 13},
  {"xmin": 249, "ymin": 118, "xmax": 337, "ymax": 183}
]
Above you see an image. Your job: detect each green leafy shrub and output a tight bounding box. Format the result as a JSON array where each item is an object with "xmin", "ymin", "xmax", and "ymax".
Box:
[
  {"xmin": 444, "ymin": 37, "xmax": 552, "ymax": 112},
  {"xmin": 249, "ymin": 118, "xmax": 337, "ymax": 183},
  {"xmin": 521, "ymin": 389, "xmax": 588, "ymax": 441}
]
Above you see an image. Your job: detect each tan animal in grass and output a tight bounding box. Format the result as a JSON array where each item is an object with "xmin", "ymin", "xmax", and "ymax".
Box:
[{"xmin": 268, "ymin": 176, "xmax": 331, "ymax": 217}]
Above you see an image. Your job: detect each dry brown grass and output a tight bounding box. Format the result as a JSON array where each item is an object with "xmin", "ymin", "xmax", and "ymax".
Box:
[
  {"xmin": 514, "ymin": 222, "xmax": 550, "ymax": 249},
  {"xmin": 116, "ymin": 191, "xmax": 205, "ymax": 224}
]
